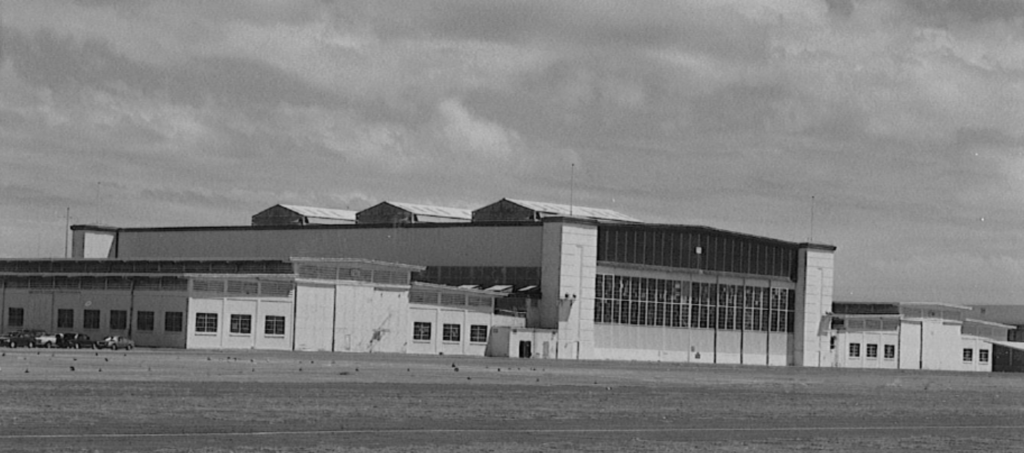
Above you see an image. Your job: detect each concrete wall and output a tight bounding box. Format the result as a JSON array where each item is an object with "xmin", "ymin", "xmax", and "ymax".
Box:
[
  {"xmin": 72, "ymin": 229, "xmax": 116, "ymax": 258},
  {"xmin": 897, "ymin": 318, "xmax": 984, "ymax": 371},
  {"xmin": 110, "ymin": 225, "xmax": 543, "ymax": 268},
  {"xmin": 408, "ymin": 304, "xmax": 525, "ymax": 356},
  {"xmin": 293, "ymin": 284, "xmax": 335, "ymax": 351},
  {"xmin": 129, "ymin": 293, "xmax": 188, "ymax": 348},
  {"xmin": 835, "ymin": 330, "xmax": 899, "ymax": 369},
  {"xmin": 592, "ymin": 325, "xmax": 786, "ymax": 365},
  {"xmin": 186, "ymin": 296, "xmax": 294, "ymax": 350},
  {"xmin": 960, "ymin": 336, "xmax": 993, "ymax": 372},
  {"xmin": 794, "ymin": 247, "xmax": 834, "ymax": 367},
  {"xmin": 334, "ymin": 286, "xmax": 408, "ymax": 353},
  {"xmin": 541, "ymin": 220, "xmax": 597, "ymax": 359},
  {"xmin": 1, "ymin": 289, "xmax": 187, "ymax": 348},
  {"xmin": 899, "ymin": 321, "xmax": 922, "ymax": 369},
  {"xmin": 488, "ymin": 327, "xmax": 559, "ymax": 358}
]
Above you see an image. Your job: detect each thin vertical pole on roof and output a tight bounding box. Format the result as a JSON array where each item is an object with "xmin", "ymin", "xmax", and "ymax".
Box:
[
  {"xmin": 64, "ymin": 207, "xmax": 70, "ymax": 258},
  {"xmin": 570, "ymin": 163, "xmax": 575, "ymax": 217}
]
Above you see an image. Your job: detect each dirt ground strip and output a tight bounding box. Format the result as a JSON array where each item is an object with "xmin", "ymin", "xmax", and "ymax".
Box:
[{"xmin": 2, "ymin": 349, "xmax": 1024, "ymax": 452}]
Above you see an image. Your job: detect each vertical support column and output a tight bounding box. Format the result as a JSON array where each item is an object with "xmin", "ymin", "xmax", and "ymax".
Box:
[
  {"xmin": 541, "ymin": 218, "xmax": 598, "ymax": 360},
  {"xmin": 794, "ymin": 243, "xmax": 835, "ymax": 367}
]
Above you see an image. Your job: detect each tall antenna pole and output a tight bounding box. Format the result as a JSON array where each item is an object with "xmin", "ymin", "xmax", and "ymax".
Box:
[
  {"xmin": 569, "ymin": 163, "xmax": 575, "ymax": 217},
  {"xmin": 64, "ymin": 207, "xmax": 70, "ymax": 258},
  {"xmin": 809, "ymin": 195, "xmax": 816, "ymax": 242}
]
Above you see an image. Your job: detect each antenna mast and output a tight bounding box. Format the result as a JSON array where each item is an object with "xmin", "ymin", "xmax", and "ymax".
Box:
[
  {"xmin": 809, "ymin": 195, "xmax": 816, "ymax": 242},
  {"xmin": 569, "ymin": 163, "xmax": 575, "ymax": 217}
]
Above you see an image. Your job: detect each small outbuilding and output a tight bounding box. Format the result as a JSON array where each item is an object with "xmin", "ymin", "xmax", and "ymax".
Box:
[
  {"xmin": 252, "ymin": 204, "xmax": 357, "ymax": 226},
  {"xmin": 356, "ymin": 202, "xmax": 471, "ymax": 224}
]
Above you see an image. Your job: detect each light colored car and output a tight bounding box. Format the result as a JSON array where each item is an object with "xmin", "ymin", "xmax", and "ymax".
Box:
[
  {"xmin": 34, "ymin": 332, "xmax": 59, "ymax": 348},
  {"xmin": 95, "ymin": 336, "xmax": 135, "ymax": 350}
]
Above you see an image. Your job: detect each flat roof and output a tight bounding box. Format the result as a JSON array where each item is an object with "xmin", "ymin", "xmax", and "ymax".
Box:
[{"xmin": 70, "ymin": 218, "xmax": 835, "ymax": 251}]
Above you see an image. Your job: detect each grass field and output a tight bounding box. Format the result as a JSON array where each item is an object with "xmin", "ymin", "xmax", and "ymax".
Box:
[{"xmin": 2, "ymin": 348, "xmax": 1024, "ymax": 452}]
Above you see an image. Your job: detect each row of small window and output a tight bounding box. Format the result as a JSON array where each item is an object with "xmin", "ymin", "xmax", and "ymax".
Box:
[
  {"xmin": 849, "ymin": 343, "xmax": 992, "ymax": 363},
  {"xmin": 8, "ymin": 307, "xmax": 184, "ymax": 332},
  {"xmin": 963, "ymin": 348, "xmax": 990, "ymax": 363},
  {"xmin": 194, "ymin": 313, "xmax": 286, "ymax": 336},
  {"xmin": 848, "ymin": 343, "xmax": 896, "ymax": 359},
  {"xmin": 412, "ymin": 322, "xmax": 488, "ymax": 343}
]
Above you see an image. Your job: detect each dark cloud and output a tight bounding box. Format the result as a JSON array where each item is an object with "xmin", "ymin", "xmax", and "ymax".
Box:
[
  {"xmin": 825, "ymin": 0, "xmax": 855, "ymax": 18},
  {"xmin": 361, "ymin": 1, "xmax": 769, "ymax": 61},
  {"xmin": 4, "ymin": 28, "xmax": 342, "ymax": 109},
  {"xmin": 902, "ymin": 0, "xmax": 1024, "ymax": 23}
]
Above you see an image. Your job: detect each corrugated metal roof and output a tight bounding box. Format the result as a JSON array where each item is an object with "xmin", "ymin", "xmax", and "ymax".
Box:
[
  {"xmin": 504, "ymin": 198, "xmax": 639, "ymax": 222},
  {"xmin": 279, "ymin": 204, "xmax": 357, "ymax": 221},
  {"xmin": 387, "ymin": 202, "xmax": 472, "ymax": 220}
]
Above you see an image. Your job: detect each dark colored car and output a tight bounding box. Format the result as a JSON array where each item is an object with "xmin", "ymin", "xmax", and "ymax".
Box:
[
  {"xmin": 95, "ymin": 336, "xmax": 135, "ymax": 350},
  {"xmin": 1, "ymin": 330, "xmax": 46, "ymax": 348},
  {"xmin": 57, "ymin": 333, "xmax": 94, "ymax": 349}
]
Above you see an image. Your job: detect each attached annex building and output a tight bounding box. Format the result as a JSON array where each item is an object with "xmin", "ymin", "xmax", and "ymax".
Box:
[
  {"xmin": 0, "ymin": 258, "xmax": 524, "ymax": 355},
  {"xmin": 829, "ymin": 302, "xmax": 1012, "ymax": 372},
  {"xmin": 69, "ymin": 197, "xmax": 838, "ymax": 367}
]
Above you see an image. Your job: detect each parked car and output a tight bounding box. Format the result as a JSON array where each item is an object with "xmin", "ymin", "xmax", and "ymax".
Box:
[
  {"xmin": 95, "ymin": 336, "xmax": 135, "ymax": 350},
  {"xmin": 34, "ymin": 332, "xmax": 59, "ymax": 348},
  {"xmin": 57, "ymin": 333, "xmax": 94, "ymax": 349},
  {"xmin": 1, "ymin": 330, "xmax": 46, "ymax": 348}
]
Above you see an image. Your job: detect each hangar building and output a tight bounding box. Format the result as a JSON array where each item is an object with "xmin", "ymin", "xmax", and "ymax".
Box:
[
  {"xmin": 69, "ymin": 197, "xmax": 837, "ymax": 367},
  {"xmin": 0, "ymin": 258, "xmax": 525, "ymax": 355},
  {"xmin": 829, "ymin": 302, "xmax": 1012, "ymax": 372}
]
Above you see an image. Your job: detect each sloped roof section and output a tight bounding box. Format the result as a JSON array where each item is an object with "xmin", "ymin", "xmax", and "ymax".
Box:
[
  {"xmin": 387, "ymin": 202, "xmax": 472, "ymax": 220},
  {"xmin": 279, "ymin": 204, "xmax": 357, "ymax": 222},
  {"xmin": 505, "ymin": 198, "xmax": 639, "ymax": 222}
]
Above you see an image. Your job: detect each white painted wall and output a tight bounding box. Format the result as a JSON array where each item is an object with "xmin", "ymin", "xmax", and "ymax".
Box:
[
  {"xmin": 408, "ymin": 304, "xmax": 525, "ymax": 356},
  {"xmin": 333, "ymin": 285, "xmax": 408, "ymax": 353},
  {"xmin": 835, "ymin": 331, "xmax": 899, "ymax": 369},
  {"xmin": 794, "ymin": 247, "xmax": 834, "ymax": 367},
  {"xmin": 541, "ymin": 220, "xmax": 597, "ymax": 359},
  {"xmin": 72, "ymin": 229, "xmax": 117, "ymax": 258},
  {"xmin": 293, "ymin": 283, "xmax": 335, "ymax": 351}
]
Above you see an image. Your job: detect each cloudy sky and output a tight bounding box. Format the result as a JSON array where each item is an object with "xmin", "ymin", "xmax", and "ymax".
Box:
[{"xmin": 1, "ymin": 1, "xmax": 1023, "ymax": 305}]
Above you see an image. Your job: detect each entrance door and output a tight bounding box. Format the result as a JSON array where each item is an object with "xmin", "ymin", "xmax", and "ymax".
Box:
[{"xmin": 518, "ymin": 340, "xmax": 532, "ymax": 358}]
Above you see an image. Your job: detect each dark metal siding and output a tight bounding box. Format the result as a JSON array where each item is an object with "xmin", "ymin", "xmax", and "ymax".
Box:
[
  {"xmin": 993, "ymin": 344, "xmax": 1024, "ymax": 372},
  {"xmin": 472, "ymin": 200, "xmax": 538, "ymax": 222},
  {"xmin": 251, "ymin": 206, "xmax": 305, "ymax": 226},
  {"xmin": 597, "ymin": 225, "xmax": 799, "ymax": 280},
  {"xmin": 356, "ymin": 203, "xmax": 415, "ymax": 224}
]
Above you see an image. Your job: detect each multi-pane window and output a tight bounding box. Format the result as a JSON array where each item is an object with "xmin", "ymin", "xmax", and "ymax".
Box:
[
  {"xmin": 8, "ymin": 307, "xmax": 24, "ymax": 327},
  {"xmin": 195, "ymin": 313, "xmax": 218, "ymax": 333},
  {"xmin": 137, "ymin": 311, "xmax": 154, "ymax": 331},
  {"xmin": 230, "ymin": 314, "xmax": 252, "ymax": 334},
  {"xmin": 413, "ymin": 322, "xmax": 431, "ymax": 341},
  {"xmin": 884, "ymin": 344, "xmax": 896, "ymax": 359},
  {"xmin": 963, "ymin": 348, "xmax": 973, "ymax": 362},
  {"xmin": 265, "ymin": 316, "xmax": 285, "ymax": 336},
  {"xmin": 980, "ymin": 349, "xmax": 990, "ymax": 363},
  {"xmin": 594, "ymin": 274, "xmax": 794, "ymax": 333},
  {"xmin": 849, "ymin": 343, "xmax": 861, "ymax": 358},
  {"xmin": 470, "ymin": 325, "xmax": 488, "ymax": 343},
  {"xmin": 443, "ymin": 324, "xmax": 461, "ymax": 342},
  {"xmin": 84, "ymin": 310, "xmax": 100, "ymax": 329},
  {"xmin": 57, "ymin": 309, "xmax": 74, "ymax": 329},
  {"xmin": 165, "ymin": 312, "xmax": 183, "ymax": 332},
  {"xmin": 110, "ymin": 310, "xmax": 127, "ymax": 330},
  {"xmin": 866, "ymin": 344, "xmax": 878, "ymax": 358}
]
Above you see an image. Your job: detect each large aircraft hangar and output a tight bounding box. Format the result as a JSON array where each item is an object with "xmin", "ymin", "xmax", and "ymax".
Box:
[{"xmin": 67, "ymin": 198, "xmax": 837, "ymax": 367}]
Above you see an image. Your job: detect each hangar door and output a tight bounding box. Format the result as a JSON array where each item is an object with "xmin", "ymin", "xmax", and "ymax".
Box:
[{"xmin": 294, "ymin": 283, "xmax": 335, "ymax": 351}]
